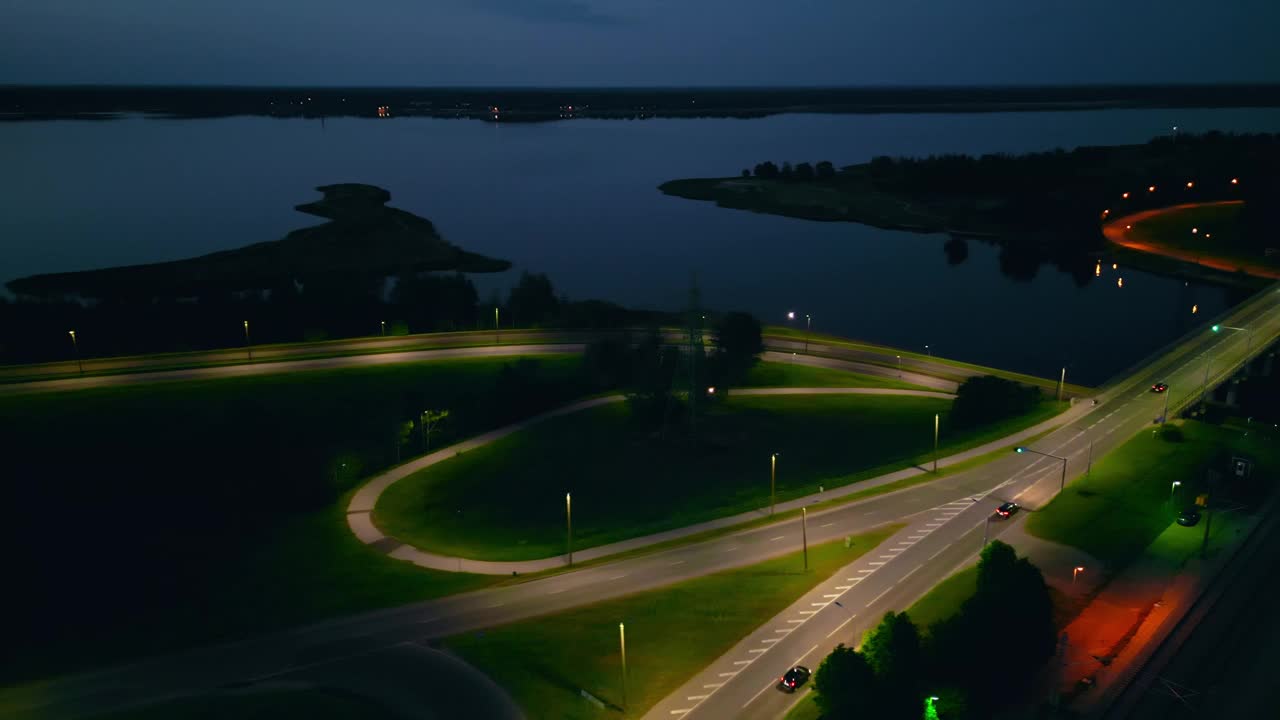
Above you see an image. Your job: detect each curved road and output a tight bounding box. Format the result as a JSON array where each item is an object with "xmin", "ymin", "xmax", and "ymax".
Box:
[{"xmin": 6, "ymin": 286, "xmax": 1279, "ymax": 719}]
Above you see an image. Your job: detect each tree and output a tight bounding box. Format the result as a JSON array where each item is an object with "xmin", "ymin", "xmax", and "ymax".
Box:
[
  {"xmin": 507, "ymin": 271, "xmax": 560, "ymax": 327},
  {"xmin": 813, "ymin": 644, "xmax": 880, "ymax": 718},
  {"xmin": 753, "ymin": 161, "xmax": 779, "ymax": 179},
  {"xmin": 780, "ymin": 161, "xmax": 794, "ymax": 179},
  {"xmin": 862, "ymin": 611, "xmax": 923, "ymax": 720},
  {"xmin": 419, "ymin": 409, "xmax": 450, "ymax": 451},
  {"xmin": 949, "ymin": 375, "xmax": 1040, "ymax": 430},
  {"xmin": 741, "ymin": 168, "xmax": 751, "ymax": 178},
  {"xmin": 816, "ymin": 160, "xmax": 836, "ymax": 179},
  {"xmin": 713, "ymin": 312, "xmax": 764, "ymax": 389},
  {"xmin": 794, "ymin": 162, "xmax": 815, "ymax": 180}
]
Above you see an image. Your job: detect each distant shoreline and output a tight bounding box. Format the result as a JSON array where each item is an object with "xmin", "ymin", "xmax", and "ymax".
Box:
[{"xmin": 4, "ymin": 84, "xmax": 1280, "ymax": 122}]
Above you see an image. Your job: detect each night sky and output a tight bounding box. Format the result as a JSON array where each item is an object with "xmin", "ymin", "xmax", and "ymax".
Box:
[{"xmin": 3, "ymin": 0, "xmax": 1279, "ymax": 86}]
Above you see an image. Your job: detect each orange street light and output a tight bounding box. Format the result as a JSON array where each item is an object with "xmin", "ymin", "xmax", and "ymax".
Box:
[
  {"xmin": 1117, "ymin": 277, "xmax": 1124, "ymax": 288},
  {"xmin": 1121, "ymin": 192, "xmax": 1130, "ymax": 199},
  {"xmin": 1073, "ymin": 566, "xmax": 1085, "ymax": 584},
  {"xmin": 1186, "ymin": 181, "xmax": 1194, "ymax": 189},
  {"xmin": 1148, "ymin": 185, "xmax": 1157, "ymax": 192},
  {"xmin": 1192, "ymin": 227, "xmax": 1198, "ymax": 234},
  {"xmin": 1231, "ymin": 178, "xmax": 1239, "ymax": 185}
]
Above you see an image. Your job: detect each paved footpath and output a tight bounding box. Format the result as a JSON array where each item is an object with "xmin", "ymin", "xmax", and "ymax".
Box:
[{"xmin": 347, "ymin": 388, "xmax": 1093, "ymax": 575}]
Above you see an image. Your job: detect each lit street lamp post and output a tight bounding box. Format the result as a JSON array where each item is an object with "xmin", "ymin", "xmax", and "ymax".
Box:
[
  {"xmin": 619, "ymin": 622, "xmax": 628, "ymax": 712},
  {"xmin": 1057, "ymin": 367, "xmax": 1066, "ymax": 402},
  {"xmin": 805, "ymin": 314, "xmax": 811, "ymax": 354},
  {"xmin": 380, "ymin": 320, "xmax": 386, "ymax": 336},
  {"xmin": 1213, "ymin": 323, "xmax": 1253, "ymax": 354},
  {"xmin": 896, "ymin": 354, "xmax": 902, "ymax": 379},
  {"xmin": 1073, "ymin": 566, "xmax": 1085, "ymax": 585},
  {"xmin": 243, "ymin": 320, "xmax": 252, "ymax": 361},
  {"xmin": 566, "ymin": 492, "xmax": 573, "ymax": 567},
  {"xmin": 933, "ymin": 414, "xmax": 939, "ymax": 473},
  {"xmin": 68, "ymin": 330, "xmax": 83, "ymax": 375},
  {"xmin": 770, "ymin": 453, "xmax": 778, "ymax": 516},
  {"xmin": 801, "ymin": 507, "xmax": 809, "ymax": 571},
  {"xmin": 1169, "ymin": 480, "xmax": 1181, "ymax": 510},
  {"xmin": 1015, "ymin": 446, "xmax": 1068, "ymax": 492},
  {"xmin": 494, "ymin": 307, "xmax": 500, "ymax": 345}
]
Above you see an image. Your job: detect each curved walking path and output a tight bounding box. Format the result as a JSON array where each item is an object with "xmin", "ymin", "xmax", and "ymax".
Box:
[{"xmin": 346, "ymin": 385, "xmax": 1043, "ymax": 576}]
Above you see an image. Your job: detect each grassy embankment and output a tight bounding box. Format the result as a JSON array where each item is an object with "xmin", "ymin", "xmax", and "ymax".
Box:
[
  {"xmin": 0, "ymin": 358, "xmax": 909, "ymax": 685},
  {"xmin": 1025, "ymin": 420, "xmax": 1278, "ymax": 570},
  {"xmin": 377, "ymin": 395, "xmax": 1067, "ymax": 561},
  {"xmin": 89, "ymin": 688, "xmax": 401, "ymax": 720},
  {"xmin": 447, "ymin": 525, "xmax": 902, "ymax": 720}
]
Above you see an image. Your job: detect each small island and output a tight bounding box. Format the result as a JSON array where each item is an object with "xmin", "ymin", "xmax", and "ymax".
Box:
[{"xmin": 7, "ymin": 183, "xmax": 510, "ymax": 299}]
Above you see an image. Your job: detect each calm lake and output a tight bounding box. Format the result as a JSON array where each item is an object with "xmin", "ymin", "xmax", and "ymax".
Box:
[{"xmin": 4, "ymin": 107, "xmax": 1280, "ymax": 384}]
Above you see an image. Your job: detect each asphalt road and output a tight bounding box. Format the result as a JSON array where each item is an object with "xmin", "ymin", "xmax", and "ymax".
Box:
[{"xmin": 5, "ymin": 288, "xmax": 1279, "ymax": 719}]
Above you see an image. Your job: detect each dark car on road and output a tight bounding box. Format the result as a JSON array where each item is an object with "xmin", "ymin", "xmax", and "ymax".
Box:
[
  {"xmin": 995, "ymin": 502, "xmax": 1019, "ymax": 518},
  {"xmin": 779, "ymin": 666, "xmax": 811, "ymax": 692},
  {"xmin": 1176, "ymin": 509, "xmax": 1201, "ymax": 527},
  {"xmin": 1151, "ymin": 382, "xmax": 1168, "ymax": 393}
]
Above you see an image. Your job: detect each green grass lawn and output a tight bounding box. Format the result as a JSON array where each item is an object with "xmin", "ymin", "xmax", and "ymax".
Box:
[
  {"xmin": 446, "ymin": 525, "xmax": 902, "ymax": 720},
  {"xmin": 377, "ymin": 395, "xmax": 1066, "ymax": 560},
  {"xmin": 740, "ymin": 361, "xmax": 926, "ymax": 390},
  {"xmin": 88, "ymin": 688, "xmax": 401, "ymax": 720},
  {"xmin": 1025, "ymin": 420, "xmax": 1279, "ymax": 569},
  {"xmin": 906, "ymin": 565, "xmax": 979, "ymax": 630}
]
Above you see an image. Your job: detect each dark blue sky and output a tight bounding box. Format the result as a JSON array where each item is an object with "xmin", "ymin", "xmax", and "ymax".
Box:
[{"xmin": 4, "ymin": 0, "xmax": 1278, "ymax": 86}]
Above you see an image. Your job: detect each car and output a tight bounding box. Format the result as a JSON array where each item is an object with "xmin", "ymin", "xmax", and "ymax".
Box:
[
  {"xmin": 779, "ymin": 666, "xmax": 811, "ymax": 692},
  {"xmin": 995, "ymin": 502, "xmax": 1019, "ymax": 518},
  {"xmin": 1151, "ymin": 383, "xmax": 1168, "ymax": 393},
  {"xmin": 1176, "ymin": 509, "xmax": 1201, "ymax": 527}
]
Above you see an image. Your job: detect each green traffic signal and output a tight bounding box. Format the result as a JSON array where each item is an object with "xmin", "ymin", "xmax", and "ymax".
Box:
[{"xmin": 1212, "ymin": 325, "xmax": 1220, "ymax": 332}]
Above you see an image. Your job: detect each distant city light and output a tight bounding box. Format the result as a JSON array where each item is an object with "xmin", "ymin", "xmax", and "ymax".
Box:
[
  {"xmin": 1121, "ymin": 192, "xmax": 1130, "ymax": 199},
  {"xmin": 1148, "ymin": 185, "xmax": 1156, "ymax": 192}
]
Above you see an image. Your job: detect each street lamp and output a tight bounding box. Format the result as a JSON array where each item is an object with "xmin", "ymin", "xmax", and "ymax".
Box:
[
  {"xmin": 68, "ymin": 330, "xmax": 83, "ymax": 375},
  {"xmin": 243, "ymin": 320, "xmax": 252, "ymax": 360},
  {"xmin": 380, "ymin": 320, "xmax": 386, "ymax": 336},
  {"xmin": 1015, "ymin": 446, "xmax": 1068, "ymax": 492},
  {"xmin": 1057, "ymin": 367, "xmax": 1066, "ymax": 402},
  {"xmin": 804, "ymin": 313, "xmax": 811, "ymax": 354},
  {"xmin": 896, "ymin": 354, "xmax": 902, "ymax": 379},
  {"xmin": 770, "ymin": 453, "xmax": 778, "ymax": 516},
  {"xmin": 566, "ymin": 492, "xmax": 573, "ymax": 566},
  {"xmin": 1213, "ymin": 324, "xmax": 1253, "ymax": 354},
  {"xmin": 933, "ymin": 414, "xmax": 940, "ymax": 473},
  {"xmin": 801, "ymin": 507, "xmax": 809, "ymax": 571},
  {"xmin": 619, "ymin": 622, "xmax": 628, "ymax": 711},
  {"xmin": 1170, "ymin": 480, "xmax": 1182, "ymax": 510},
  {"xmin": 494, "ymin": 307, "xmax": 500, "ymax": 344},
  {"xmin": 1073, "ymin": 566, "xmax": 1085, "ymax": 585},
  {"xmin": 925, "ymin": 344, "xmax": 931, "ymax": 357}
]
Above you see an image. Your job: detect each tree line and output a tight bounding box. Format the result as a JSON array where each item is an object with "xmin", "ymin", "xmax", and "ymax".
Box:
[
  {"xmin": 744, "ymin": 160, "xmax": 838, "ymax": 181},
  {"xmin": 814, "ymin": 541, "xmax": 1057, "ymax": 719}
]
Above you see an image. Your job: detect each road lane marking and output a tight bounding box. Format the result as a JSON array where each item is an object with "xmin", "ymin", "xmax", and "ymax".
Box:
[
  {"xmin": 774, "ymin": 628, "xmax": 792, "ymax": 633},
  {"xmin": 810, "ymin": 601, "xmax": 829, "ymax": 606},
  {"xmin": 827, "ymin": 615, "xmax": 857, "ymax": 638},
  {"xmin": 770, "ymin": 535, "xmax": 786, "ymax": 541},
  {"xmin": 486, "ymin": 602, "xmax": 505, "ymax": 608},
  {"xmin": 608, "ymin": 574, "xmax": 628, "ymax": 581},
  {"xmin": 793, "ymin": 644, "xmax": 820, "ymax": 664},
  {"xmin": 907, "ymin": 535, "xmax": 925, "ymax": 540},
  {"xmin": 925, "ymin": 523, "xmax": 942, "ymax": 527},
  {"xmin": 749, "ymin": 648, "xmax": 767, "ymax": 653},
  {"xmin": 787, "ymin": 619, "xmax": 805, "ymax": 623},
  {"xmin": 733, "ymin": 660, "xmax": 752, "ymax": 665},
  {"xmin": 823, "ymin": 593, "xmax": 841, "ymax": 598},
  {"xmin": 835, "ymin": 585, "xmax": 853, "ymax": 590},
  {"xmin": 687, "ymin": 694, "xmax": 710, "ymax": 700},
  {"xmin": 718, "ymin": 672, "xmax": 738, "ymax": 677},
  {"xmin": 800, "ymin": 610, "xmax": 818, "ymax": 615},
  {"xmin": 866, "ymin": 586, "xmax": 893, "ymax": 607},
  {"xmin": 743, "ymin": 681, "xmax": 775, "ymax": 709},
  {"xmin": 703, "ymin": 683, "xmax": 724, "ymax": 688},
  {"xmin": 547, "ymin": 587, "xmax": 569, "ymax": 595},
  {"xmin": 669, "ymin": 560, "xmax": 686, "ymax": 566},
  {"xmin": 896, "ymin": 563, "xmax": 924, "ymax": 584},
  {"xmin": 763, "ymin": 638, "xmax": 781, "ymax": 643},
  {"xmin": 820, "ymin": 522, "xmax": 834, "ymax": 528},
  {"xmin": 857, "ymin": 568, "xmax": 874, "ymax": 574},
  {"xmin": 869, "ymin": 561, "xmax": 886, "ymax": 566},
  {"xmin": 928, "ymin": 545, "xmax": 950, "ymax": 561},
  {"xmin": 670, "ymin": 710, "xmax": 689, "ymax": 716},
  {"xmin": 724, "ymin": 545, "xmax": 740, "ymax": 552}
]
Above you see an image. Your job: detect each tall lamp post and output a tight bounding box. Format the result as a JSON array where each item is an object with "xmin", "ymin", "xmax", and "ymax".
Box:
[
  {"xmin": 1057, "ymin": 367, "xmax": 1066, "ymax": 402},
  {"xmin": 896, "ymin": 354, "xmax": 902, "ymax": 379},
  {"xmin": 1169, "ymin": 480, "xmax": 1182, "ymax": 510},
  {"xmin": 1015, "ymin": 446, "xmax": 1068, "ymax": 492},
  {"xmin": 619, "ymin": 622, "xmax": 628, "ymax": 712},
  {"xmin": 380, "ymin": 320, "xmax": 386, "ymax": 336},
  {"xmin": 566, "ymin": 492, "xmax": 573, "ymax": 566},
  {"xmin": 801, "ymin": 507, "xmax": 809, "ymax": 570},
  {"xmin": 68, "ymin": 330, "xmax": 83, "ymax": 375},
  {"xmin": 804, "ymin": 313, "xmax": 811, "ymax": 354},
  {"xmin": 933, "ymin": 414, "xmax": 940, "ymax": 473},
  {"xmin": 1213, "ymin": 323, "xmax": 1253, "ymax": 354},
  {"xmin": 243, "ymin": 320, "xmax": 252, "ymax": 361},
  {"xmin": 770, "ymin": 453, "xmax": 778, "ymax": 516},
  {"xmin": 494, "ymin": 307, "xmax": 500, "ymax": 344}
]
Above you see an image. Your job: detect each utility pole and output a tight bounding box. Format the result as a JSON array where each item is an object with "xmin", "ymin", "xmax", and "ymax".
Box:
[
  {"xmin": 801, "ymin": 507, "xmax": 809, "ymax": 570},
  {"xmin": 687, "ymin": 274, "xmax": 703, "ymax": 444}
]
